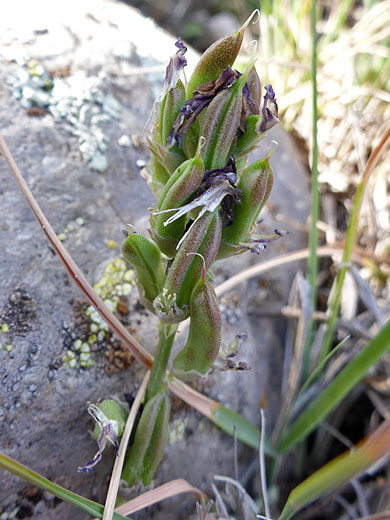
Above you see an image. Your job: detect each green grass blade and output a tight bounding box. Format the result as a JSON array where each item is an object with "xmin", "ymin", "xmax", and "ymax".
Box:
[
  {"xmin": 319, "ymin": 181, "xmax": 365, "ymax": 361},
  {"xmin": 278, "ymin": 321, "xmax": 390, "ymax": 453},
  {"xmin": 212, "ymin": 404, "xmax": 277, "ymax": 457},
  {"xmin": 298, "ymin": 336, "xmax": 349, "ymax": 399},
  {"xmin": 303, "ymin": 0, "xmax": 319, "ymax": 380},
  {"xmin": 319, "ymin": 126, "xmax": 390, "ymax": 361},
  {"xmin": 278, "ymin": 422, "xmax": 390, "ymax": 520},
  {"xmin": 0, "ymin": 453, "xmax": 129, "ymax": 520}
]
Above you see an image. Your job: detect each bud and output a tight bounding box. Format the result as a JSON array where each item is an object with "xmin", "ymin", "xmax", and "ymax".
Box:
[
  {"xmin": 173, "ymin": 278, "xmax": 221, "ymax": 380},
  {"xmin": 217, "ymin": 157, "xmax": 274, "ymax": 259},
  {"xmin": 200, "ymin": 64, "xmax": 254, "ymax": 170},
  {"xmin": 122, "ymin": 390, "xmax": 170, "ymax": 487},
  {"xmin": 122, "ymin": 231, "xmax": 166, "ymax": 312},
  {"xmin": 159, "ymin": 79, "xmax": 186, "ymax": 147},
  {"xmin": 150, "ymin": 152, "xmax": 205, "ymax": 258},
  {"xmin": 186, "ymin": 11, "xmax": 258, "ymax": 97},
  {"xmin": 153, "ymin": 209, "xmax": 222, "ymax": 322}
]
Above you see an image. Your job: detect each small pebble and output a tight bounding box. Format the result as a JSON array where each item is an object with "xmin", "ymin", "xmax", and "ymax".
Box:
[{"xmin": 118, "ymin": 134, "xmax": 131, "ymax": 147}]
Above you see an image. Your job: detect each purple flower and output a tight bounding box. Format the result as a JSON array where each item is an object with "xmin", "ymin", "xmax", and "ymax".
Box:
[
  {"xmin": 168, "ymin": 67, "xmax": 241, "ymax": 147},
  {"xmin": 162, "ymin": 37, "xmax": 188, "ymax": 92},
  {"xmin": 145, "ymin": 38, "xmax": 188, "ymax": 133},
  {"xmin": 259, "ymin": 84, "xmax": 279, "ymax": 133},
  {"xmin": 77, "ymin": 404, "xmax": 120, "ymax": 473},
  {"xmin": 239, "ymin": 229, "xmax": 287, "ymax": 255},
  {"xmin": 213, "ymin": 333, "xmax": 250, "ymax": 371}
]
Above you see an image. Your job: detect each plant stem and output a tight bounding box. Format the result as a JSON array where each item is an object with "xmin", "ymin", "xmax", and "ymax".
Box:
[
  {"xmin": 303, "ymin": 0, "xmax": 319, "ymax": 380},
  {"xmin": 145, "ymin": 321, "xmax": 178, "ymax": 401}
]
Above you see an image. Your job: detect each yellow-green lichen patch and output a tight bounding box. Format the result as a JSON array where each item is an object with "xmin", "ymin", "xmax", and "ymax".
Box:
[
  {"xmin": 168, "ymin": 417, "xmax": 189, "ymax": 444},
  {"xmin": 58, "ymin": 216, "xmax": 85, "ymax": 243},
  {"xmin": 61, "ymin": 258, "xmax": 135, "ymax": 371},
  {"xmin": 5, "ymin": 344, "xmax": 13, "ymax": 352},
  {"xmin": 1, "ymin": 323, "xmax": 9, "ymax": 333},
  {"xmin": 63, "ymin": 350, "xmax": 77, "ymax": 368},
  {"xmin": 107, "ymin": 240, "xmax": 117, "ymax": 250},
  {"xmin": 86, "ymin": 258, "xmax": 135, "ymax": 320}
]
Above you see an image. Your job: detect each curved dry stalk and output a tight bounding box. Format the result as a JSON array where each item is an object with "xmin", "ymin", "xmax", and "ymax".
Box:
[
  {"xmin": 101, "ymin": 371, "xmax": 150, "ymax": 520},
  {"xmin": 0, "ymin": 133, "xmax": 230, "ymax": 431},
  {"xmin": 0, "ymin": 134, "xmax": 153, "ymax": 369},
  {"xmin": 114, "ymin": 478, "xmax": 206, "ymax": 516},
  {"xmin": 215, "ymin": 246, "xmax": 366, "ymax": 297}
]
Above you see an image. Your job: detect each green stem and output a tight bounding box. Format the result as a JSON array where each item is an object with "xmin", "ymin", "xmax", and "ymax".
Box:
[
  {"xmin": 145, "ymin": 321, "xmax": 178, "ymax": 401},
  {"xmin": 303, "ymin": 0, "xmax": 319, "ymax": 380},
  {"xmin": 319, "ymin": 182, "xmax": 364, "ymax": 361}
]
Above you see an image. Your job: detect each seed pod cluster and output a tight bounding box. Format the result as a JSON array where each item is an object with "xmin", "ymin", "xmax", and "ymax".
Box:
[{"xmin": 118, "ymin": 13, "xmax": 281, "ymax": 487}]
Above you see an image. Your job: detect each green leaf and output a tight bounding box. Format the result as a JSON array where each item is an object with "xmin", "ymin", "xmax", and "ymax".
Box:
[
  {"xmin": 279, "ymin": 321, "xmax": 390, "ymax": 452},
  {"xmin": 0, "ymin": 453, "xmax": 129, "ymax": 520},
  {"xmin": 212, "ymin": 404, "xmax": 277, "ymax": 457},
  {"xmin": 278, "ymin": 422, "xmax": 390, "ymax": 520}
]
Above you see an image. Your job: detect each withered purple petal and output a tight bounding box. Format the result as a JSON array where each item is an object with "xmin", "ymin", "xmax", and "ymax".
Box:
[
  {"xmin": 163, "ymin": 37, "xmax": 187, "ymax": 89},
  {"xmin": 168, "ymin": 67, "xmax": 241, "ymax": 147},
  {"xmin": 259, "ymin": 84, "xmax": 279, "ymax": 133},
  {"xmin": 77, "ymin": 406, "xmax": 120, "ymax": 473}
]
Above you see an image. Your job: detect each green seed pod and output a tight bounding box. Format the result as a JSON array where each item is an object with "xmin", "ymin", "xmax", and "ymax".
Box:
[
  {"xmin": 200, "ymin": 69, "xmax": 252, "ymax": 170},
  {"xmin": 173, "ymin": 278, "xmax": 221, "ymax": 380},
  {"xmin": 154, "ymin": 209, "xmax": 222, "ymax": 322},
  {"xmin": 217, "ymin": 157, "xmax": 274, "ymax": 259},
  {"xmin": 150, "ymin": 152, "xmax": 205, "ymax": 258},
  {"xmin": 186, "ymin": 11, "xmax": 257, "ymax": 97},
  {"xmin": 93, "ymin": 399, "xmax": 127, "ymax": 441},
  {"xmin": 122, "ymin": 390, "xmax": 170, "ymax": 487},
  {"xmin": 122, "ymin": 231, "xmax": 166, "ymax": 312},
  {"xmin": 160, "ymin": 80, "xmax": 186, "ymax": 147}
]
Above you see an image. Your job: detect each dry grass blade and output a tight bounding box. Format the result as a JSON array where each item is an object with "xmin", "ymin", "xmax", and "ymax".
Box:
[
  {"xmin": 259, "ymin": 409, "xmax": 270, "ymax": 519},
  {"xmin": 101, "ymin": 371, "xmax": 150, "ymax": 520},
  {"xmin": 115, "ymin": 479, "xmax": 206, "ymax": 516},
  {"xmin": 215, "ymin": 247, "xmax": 365, "ymax": 297},
  {"xmin": 0, "ymin": 134, "xmax": 153, "ymax": 369},
  {"xmin": 278, "ymin": 422, "xmax": 390, "ymax": 520},
  {"xmin": 168, "ymin": 378, "xmax": 217, "ymax": 419}
]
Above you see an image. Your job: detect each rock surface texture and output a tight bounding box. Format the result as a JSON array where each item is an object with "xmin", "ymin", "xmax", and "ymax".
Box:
[{"xmin": 0, "ymin": 1, "xmax": 310, "ymax": 518}]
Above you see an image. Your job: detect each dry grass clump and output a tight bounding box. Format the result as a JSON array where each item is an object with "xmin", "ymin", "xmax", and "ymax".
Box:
[{"xmin": 257, "ymin": 1, "xmax": 390, "ymax": 295}]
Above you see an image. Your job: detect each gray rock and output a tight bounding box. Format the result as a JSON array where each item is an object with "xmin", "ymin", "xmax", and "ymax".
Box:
[{"xmin": 0, "ymin": 1, "xmax": 310, "ymax": 519}]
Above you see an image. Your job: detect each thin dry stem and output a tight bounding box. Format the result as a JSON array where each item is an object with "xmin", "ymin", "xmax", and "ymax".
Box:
[
  {"xmin": 101, "ymin": 370, "xmax": 150, "ymax": 520},
  {"xmin": 115, "ymin": 479, "xmax": 206, "ymax": 516},
  {"xmin": 0, "ymin": 133, "xmax": 220, "ymax": 419},
  {"xmin": 215, "ymin": 246, "xmax": 366, "ymax": 298},
  {"xmin": 0, "ymin": 134, "xmax": 153, "ymax": 369}
]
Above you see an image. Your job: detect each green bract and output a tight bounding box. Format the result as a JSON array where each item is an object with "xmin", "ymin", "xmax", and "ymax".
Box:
[{"xmin": 122, "ymin": 232, "xmax": 165, "ymax": 312}]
